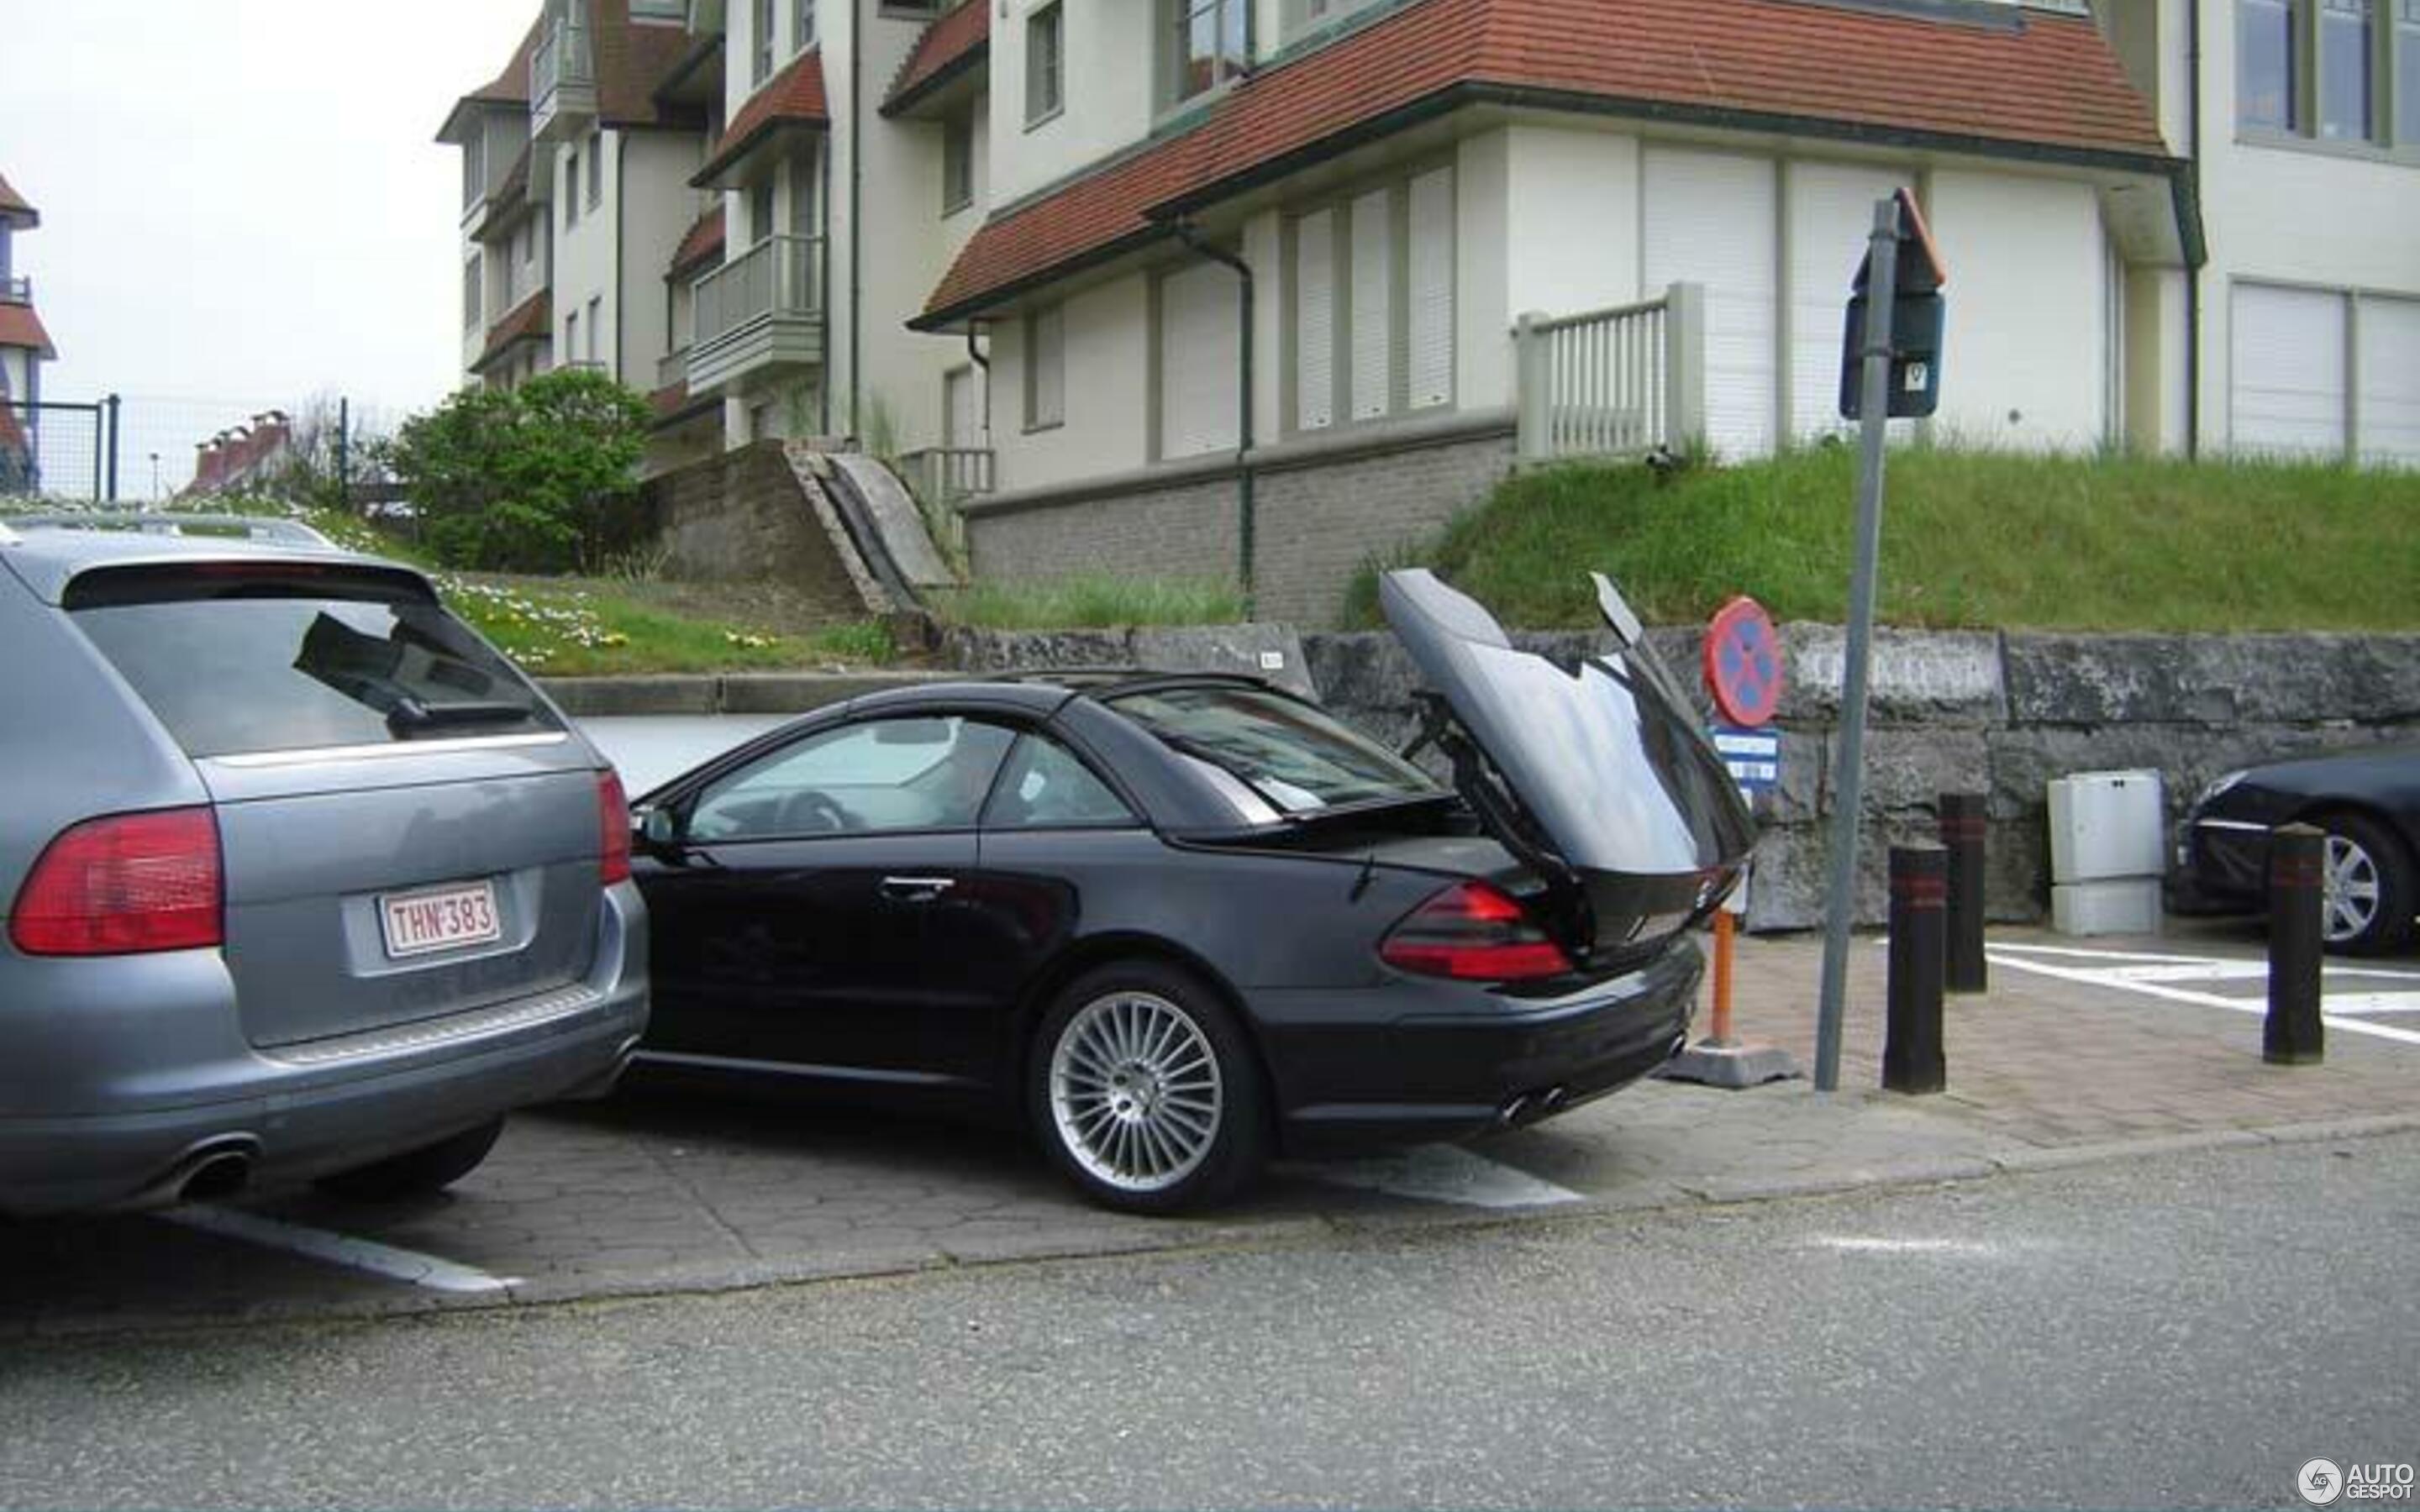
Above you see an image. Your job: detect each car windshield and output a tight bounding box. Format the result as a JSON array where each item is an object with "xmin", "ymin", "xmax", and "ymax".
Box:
[{"xmin": 1107, "ymin": 684, "xmax": 1441, "ymax": 817}]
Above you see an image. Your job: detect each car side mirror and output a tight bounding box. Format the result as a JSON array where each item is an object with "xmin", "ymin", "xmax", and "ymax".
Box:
[{"xmin": 638, "ymin": 806, "xmax": 683, "ymax": 853}]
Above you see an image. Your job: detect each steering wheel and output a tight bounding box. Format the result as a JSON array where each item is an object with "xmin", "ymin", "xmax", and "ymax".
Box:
[{"xmin": 779, "ymin": 790, "xmax": 859, "ymax": 834}]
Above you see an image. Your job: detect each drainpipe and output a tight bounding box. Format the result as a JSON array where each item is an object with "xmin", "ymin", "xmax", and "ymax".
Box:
[
  {"xmin": 1175, "ymin": 223, "xmax": 1255, "ymax": 618},
  {"xmin": 2185, "ymin": 0, "xmax": 2202, "ymax": 460},
  {"xmin": 849, "ymin": 0, "xmax": 864, "ymax": 443},
  {"xmin": 614, "ymin": 130, "xmax": 629, "ymax": 386}
]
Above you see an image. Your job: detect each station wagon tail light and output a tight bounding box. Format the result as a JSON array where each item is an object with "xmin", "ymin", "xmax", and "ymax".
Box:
[
  {"xmin": 1380, "ymin": 881, "xmax": 1573, "ymax": 983},
  {"xmin": 597, "ymin": 771, "xmax": 633, "ymax": 886},
  {"xmin": 10, "ymin": 807, "xmax": 224, "ymax": 957}
]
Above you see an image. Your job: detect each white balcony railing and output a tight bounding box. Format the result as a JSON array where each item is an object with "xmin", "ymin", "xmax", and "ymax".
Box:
[
  {"xmin": 531, "ymin": 13, "xmax": 596, "ymax": 134},
  {"xmin": 693, "ymin": 235, "xmax": 825, "ymax": 351},
  {"xmin": 657, "ymin": 348, "xmax": 692, "ymax": 391},
  {"xmin": 897, "ymin": 447, "xmax": 995, "ymax": 505},
  {"xmin": 1512, "ymin": 283, "xmax": 1706, "ymax": 464}
]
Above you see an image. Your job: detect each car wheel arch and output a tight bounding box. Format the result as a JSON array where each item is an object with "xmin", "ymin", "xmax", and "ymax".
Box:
[
  {"xmin": 2295, "ymin": 801, "xmax": 2417, "ymax": 860},
  {"xmin": 1008, "ymin": 933, "xmax": 1282, "ymax": 1135}
]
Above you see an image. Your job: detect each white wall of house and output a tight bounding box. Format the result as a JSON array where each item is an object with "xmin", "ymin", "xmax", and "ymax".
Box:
[
  {"xmin": 990, "ymin": 1, "xmax": 1157, "ymax": 208},
  {"xmin": 1925, "ymin": 167, "xmax": 2112, "ymax": 451},
  {"xmin": 622, "ymin": 130, "xmax": 711, "ymax": 391},
  {"xmin": 552, "ymin": 126, "xmax": 618, "ymax": 372},
  {"xmin": 991, "ymin": 273, "xmax": 1152, "ymax": 491}
]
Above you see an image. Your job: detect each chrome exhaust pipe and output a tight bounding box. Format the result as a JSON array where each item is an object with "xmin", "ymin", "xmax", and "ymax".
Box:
[{"xmin": 177, "ymin": 1149, "xmax": 255, "ymax": 1203}]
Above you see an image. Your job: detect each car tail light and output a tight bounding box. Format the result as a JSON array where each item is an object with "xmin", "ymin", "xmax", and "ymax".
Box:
[
  {"xmin": 597, "ymin": 770, "xmax": 633, "ymax": 886},
  {"xmin": 10, "ymin": 807, "xmax": 224, "ymax": 957},
  {"xmin": 1380, "ymin": 881, "xmax": 1573, "ymax": 983}
]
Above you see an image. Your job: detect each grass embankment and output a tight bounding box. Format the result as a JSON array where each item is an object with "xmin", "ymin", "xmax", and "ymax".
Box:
[
  {"xmin": 266, "ymin": 504, "xmax": 896, "ymax": 675},
  {"xmin": 935, "ymin": 574, "xmax": 1246, "ymax": 630},
  {"xmin": 1343, "ymin": 449, "xmax": 2420, "ymax": 632}
]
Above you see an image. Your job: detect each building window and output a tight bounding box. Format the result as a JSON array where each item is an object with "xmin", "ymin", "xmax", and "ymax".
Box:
[
  {"xmin": 755, "ymin": 0, "xmax": 777, "ymax": 84},
  {"xmin": 795, "ymin": 0, "xmax": 816, "ymax": 50},
  {"xmin": 1164, "ymin": 0, "xmax": 1247, "ymax": 108},
  {"xmin": 464, "ymin": 259, "xmax": 483, "ymax": 332},
  {"xmin": 1286, "ymin": 165, "xmax": 1455, "ymax": 436},
  {"xmin": 2239, "ymin": 0, "xmax": 2418, "ymax": 144},
  {"xmin": 566, "ymin": 145, "xmax": 581, "ymax": 228},
  {"xmin": 1026, "ymin": 3, "xmax": 1064, "ymax": 126},
  {"xmin": 587, "ymin": 296, "xmax": 602, "ymax": 365},
  {"xmin": 566, "ymin": 309, "xmax": 580, "ymax": 365},
  {"xmin": 941, "ymin": 111, "xmax": 975, "ymax": 215},
  {"xmin": 1158, "ymin": 260, "xmax": 1241, "ymax": 460},
  {"xmin": 750, "ymin": 178, "xmax": 776, "ymax": 244},
  {"xmin": 1284, "ymin": 0, "xmax": 1376, "ymax": 38},
  {"xmin": 1026, "ymin": 302, "xmax": 1065, "ymax": 430},
  {"xmin": 586, "ymin": 131, "xmax": 604, "ymax": 209}
]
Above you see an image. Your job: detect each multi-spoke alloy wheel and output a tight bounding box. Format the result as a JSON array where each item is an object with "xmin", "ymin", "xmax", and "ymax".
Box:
[
  {"xmin": 1049, "ymin": 992, "xmax": 1223, "ymax": 1194},
  {"xmin": 2312, "ymin": 813, "xmax": 2415, "ymax": 956},
  {"xmin": 1031, "ymin": 963, "xmax": 1265, "ymax": 1214}
]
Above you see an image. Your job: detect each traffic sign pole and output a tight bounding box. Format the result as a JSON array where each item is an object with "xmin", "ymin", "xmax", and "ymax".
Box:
[{"xmin": 1814, "ymin": 194, "xmax": 1905, "ymax": 1095}]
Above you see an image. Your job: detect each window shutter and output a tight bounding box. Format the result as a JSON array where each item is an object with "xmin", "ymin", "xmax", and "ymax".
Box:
[
  {"xmin": 1294, "ymin": 210, "xmax": 1336, "ymax": 432},
  {"xmin": 2356, "ymin": 294, "xmax": 2420, "ymax": 465},
  {"xmin": 1407, "ymin": 167, "xmax": 1454, "ymax": 412},
  {"xmin": 1030, "ymin": 306, "xmax": 1065, "ymax": 428},
  {"xmin": 1350, "ymin": 187, "xmax": 1393, "ymax": 422},
  {"xmin": 1159, "ymin": 262, "xmax": 1240, "ymax": 459},
  {"xmin": 1643, "ymin": 146, "xmax": 1777, "ymax": 458},
  {"xmin": 2231, "ymin": 283, "xmax": 2347, "ymax": 459}
]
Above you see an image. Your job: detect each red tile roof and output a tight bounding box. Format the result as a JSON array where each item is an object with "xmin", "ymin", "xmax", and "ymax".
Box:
[
  {"xmin": 600, "ymin": 3, "xmax": 705, "ymax": 129},
  {"xmin": 473, "ymin": 290, "xmax": 552, "ymax": 374},
  {"xmin": 649, "ymin": 379, "xmax": 717, "ymax": 427},
  {"xmin": 0, "ymin": 171, "xmax": 36, "ymax": 227},
  {"xmin": 881, "ymin": 1, "xmax": 990, "ymax": 117},
  {"xmin": 439, "ymin": 17, "xmax": 542, "ymax": 139},
  {"xmin": 918, "ymin": 0, "xmax": 2177, "ymax": 326},
  {"xmin": 694, "ymin": 50, "xmax": 830, "ymax": 186},
  {"xmin": 668, "ymin": 206, "xmax": 727, "ymax": 280},
  {"xmin": 0, "ymin": 302, "xmax": 56, "ymax": 359}
]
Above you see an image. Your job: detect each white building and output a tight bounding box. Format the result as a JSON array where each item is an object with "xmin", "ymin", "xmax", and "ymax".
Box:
[
  {"xmin": 0, "ymin": 170, "xmax": 55, "ymax": 493},
  {"xmin": 445, "ymin": 0, "xmax": 2420, "ymax": 620}
]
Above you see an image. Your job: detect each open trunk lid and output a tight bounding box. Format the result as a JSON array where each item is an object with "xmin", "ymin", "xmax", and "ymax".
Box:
[{"xmin": 1379, "ymin": 569, "xmax": 1754, "ymax": 961}]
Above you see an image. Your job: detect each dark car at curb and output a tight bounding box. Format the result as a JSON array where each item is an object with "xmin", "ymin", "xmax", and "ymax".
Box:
[
  {"xmin": 2173, "ymin": 745, "xmax": 2420, "ymax": 954},
  {"xmin": 0, "ymin": 514, "xmax": 649, "ymax": 1217},
  {"xmin": 625, "ymin": 570, "xmax": 1754, "ymax": 1213}
]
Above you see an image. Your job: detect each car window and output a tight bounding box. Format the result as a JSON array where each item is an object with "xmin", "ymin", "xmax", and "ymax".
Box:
[
  {"xmin": 688, "ymin": 716, "xmax": 1015, "ymax": 841},
  {"xmin": 982, "ymin": 735, "xmax": 1137, "ymax": 831},
  {"xmin": 1106, "ymin": 685, "xmax": 1440, "ymax": 817},
  {"xmin": 66, "ymin": 570, "xmax": 557, "ymax": 758}
]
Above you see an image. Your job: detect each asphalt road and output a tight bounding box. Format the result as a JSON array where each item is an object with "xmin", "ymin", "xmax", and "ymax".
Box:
[{"xmin": 3, "ymin": 1133, "xmax": 2413, "ymax": 1509}]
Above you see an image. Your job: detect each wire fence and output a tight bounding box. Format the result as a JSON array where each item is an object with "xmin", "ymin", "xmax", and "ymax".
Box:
[{"xmin": 2, "ymin": 392, "xmax": 405, "ymax": 507}]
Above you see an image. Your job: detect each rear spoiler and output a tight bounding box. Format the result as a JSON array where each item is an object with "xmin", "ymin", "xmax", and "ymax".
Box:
[{"xmin": 8, "ymin": 512, "xmax": 338, "ymax": 549}]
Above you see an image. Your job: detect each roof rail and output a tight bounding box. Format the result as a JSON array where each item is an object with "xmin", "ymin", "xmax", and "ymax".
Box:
[
  {"xmin": 7, "ymin": 512, "xmax": 338, "ymax": 549},
  {"xmin": 981, "ymin": 667, "xmax": 1276, "ymax": 691}
]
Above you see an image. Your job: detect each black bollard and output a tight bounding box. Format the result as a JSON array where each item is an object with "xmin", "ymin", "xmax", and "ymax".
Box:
[
  {"xmin": 1884, "ymin": 843, "xmax": 1948, "ymax": 1095},
  {"xmin": 1939, "ymin": 792, "xmax": 1988, "ymax": 995},
  {"xmin": 2265, "ymin": 823, "xmax": 2326, "ymax": 1066}
]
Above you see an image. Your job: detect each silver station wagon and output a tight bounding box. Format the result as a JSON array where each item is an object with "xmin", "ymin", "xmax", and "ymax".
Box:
[{"xmin": 0, "ymin": 515, "xmax": 648, "ymax": 1215}]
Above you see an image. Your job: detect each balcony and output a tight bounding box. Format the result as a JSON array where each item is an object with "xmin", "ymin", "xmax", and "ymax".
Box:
[
  {"xmin": 1, "ymin": 276, "xmax": 28, "ymax": 306},
  {"xmin": 688, "ymin": 234, "xmax": 825, "ymax": 395},
  {"xmin": 531, "ymin": 13, "xmax": 597, "ymax": 143},
  {"xmin": 657, "ymin": 347, "xmax": 692, "ymax": 391}
]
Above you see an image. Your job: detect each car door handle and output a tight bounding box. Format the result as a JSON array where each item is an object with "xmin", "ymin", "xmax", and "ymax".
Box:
[{"xmin": 879, "ymin": 876, "xmax": 957, "ymax": 902}]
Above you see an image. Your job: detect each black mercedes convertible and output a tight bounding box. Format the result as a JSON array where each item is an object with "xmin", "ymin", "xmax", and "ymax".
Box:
[{"xmin": 624, "ymin": 571, "xmax": 1754, "ymax": 1212}]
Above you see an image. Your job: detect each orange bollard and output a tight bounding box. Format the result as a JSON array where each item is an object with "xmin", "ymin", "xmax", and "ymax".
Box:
[{"xmin": 1710, "ymin": 909, "xmax": 1736, "ymax": 1046}]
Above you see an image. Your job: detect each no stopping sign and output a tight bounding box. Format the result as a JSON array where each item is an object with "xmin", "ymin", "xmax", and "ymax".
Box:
[{"xmin": 1703, "ymin": 596, "xmax": 1785, "ymax": 727}]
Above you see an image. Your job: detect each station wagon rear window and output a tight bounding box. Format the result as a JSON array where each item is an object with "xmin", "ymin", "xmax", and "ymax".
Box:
[{"xmin": 66, "ymin": 565, "xmax": 558, "ymax": 758}]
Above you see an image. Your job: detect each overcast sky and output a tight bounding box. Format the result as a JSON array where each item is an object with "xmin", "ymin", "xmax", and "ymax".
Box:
[{"xmin": 1, "ymin": 0, "xmax": 535, "ymax": 482}]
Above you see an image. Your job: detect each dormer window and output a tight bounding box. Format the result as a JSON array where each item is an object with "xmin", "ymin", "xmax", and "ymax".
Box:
[{"xmin": 755, "ymin": 0, "xmax": 777, "ymax": 84}]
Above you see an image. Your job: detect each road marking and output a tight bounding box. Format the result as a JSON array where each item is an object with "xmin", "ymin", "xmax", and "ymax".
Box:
[
  {"xmin": 1309, "ymin": 1143, "xmax": 1586, "ymax": 1210},
  {"xmin": 1986, "ymin": 942, "xmax": 2420, "ymax": 1048},
  {"xmin": 1812, "ymin": 1236, "xmax": 2008, "ymax": 1257},
  {"xmin": 166, "ymin": 1206, "xmax": 519, "ymax": 1295}
]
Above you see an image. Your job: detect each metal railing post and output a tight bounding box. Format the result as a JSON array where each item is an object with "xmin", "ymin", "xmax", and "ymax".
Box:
[{"xmin": 105, "ymin": 394, "xmax": 123, "ymax": 502}]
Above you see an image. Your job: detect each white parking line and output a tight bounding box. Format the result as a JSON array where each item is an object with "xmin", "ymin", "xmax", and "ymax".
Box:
[
  {"xmin": 1309, "ymin": 1143, "xmax": 1586, "ymax": 1210},
  {"xmin": 1986, "ymin": 942, "xmax": 2420, "ymax": 1048},
  {"xmin": 166, "ymin": 1206, "xmax": 519, "ymax": 1294}
]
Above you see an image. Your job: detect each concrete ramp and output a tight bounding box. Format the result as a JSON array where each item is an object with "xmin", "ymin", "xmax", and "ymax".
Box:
[{"xmin": 823, "ymin": 452, "xmax": 959, "ymax": 594}]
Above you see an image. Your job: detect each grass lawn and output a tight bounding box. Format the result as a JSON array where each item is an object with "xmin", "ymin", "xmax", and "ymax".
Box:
[
  {"xmin": 1343, "ymin": 448, "xmax": 2420, "ymax": 632},
  {"xmin": 934, "ymin": 574, "xmax": 1246, "ymax": 629}
]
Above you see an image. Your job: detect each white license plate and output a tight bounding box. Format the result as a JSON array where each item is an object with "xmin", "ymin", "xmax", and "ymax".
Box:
[{"xmin": 380, "ymin": 881, "xmax": 502, "ymax": 959}]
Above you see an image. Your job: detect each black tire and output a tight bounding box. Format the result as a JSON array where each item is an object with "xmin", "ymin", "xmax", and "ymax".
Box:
[
  {"xmin": 313, "ymin": 1118, "xmax": 506, "ymax": 1200},
  {"xmin": 1028, "ymin": 961, "xmax": 1266, "ymax": 1215},
  {"xmin": 2314, "ymin": 811, "xmax": 2416, "ymax": 956}
]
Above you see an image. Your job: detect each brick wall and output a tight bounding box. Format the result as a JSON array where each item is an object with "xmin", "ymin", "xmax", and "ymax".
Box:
[
  {"xmin": 964, "ymin": 417, "xmax": 1517, "ymax": 628},
  {"xmin": 642, "ymin": 440, "xmax": 867, "ymax": 615}
]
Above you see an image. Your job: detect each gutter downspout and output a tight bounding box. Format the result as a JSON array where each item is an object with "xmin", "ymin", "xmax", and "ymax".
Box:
[
  {"xmin": 1175, "ymin": 223, "xmax": 1255, "ymax": 618},
  {"xmin": 2185, "ymin": 0, "xmax": 2202, "ymax": 460},
  {"xmin": 849, "ymin": 0, "xmax": 864, "ymax": 443},
  {"xmin": 615, "ymin": 130, "xmax": 629, "ymax": 386}
]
